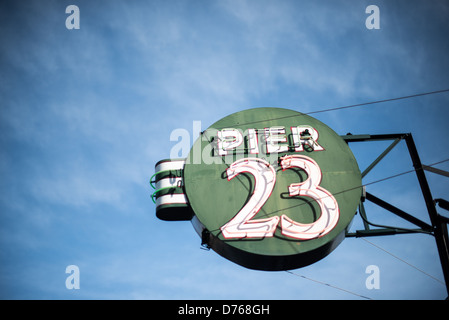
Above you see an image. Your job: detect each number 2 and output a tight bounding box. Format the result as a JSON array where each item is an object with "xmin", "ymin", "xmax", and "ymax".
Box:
[
  {"xmin": 220, "ymin": 158, "xmax": 280, "ymax": 238},
  {"xmin": 220, "ymin": 155, "xmax": 339, "ymax": 240}
]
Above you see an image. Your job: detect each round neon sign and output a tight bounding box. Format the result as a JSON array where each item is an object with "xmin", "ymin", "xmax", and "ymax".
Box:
[{"xmin": 156, "ymin": 107, "xmax": 362, "ymax": 271}]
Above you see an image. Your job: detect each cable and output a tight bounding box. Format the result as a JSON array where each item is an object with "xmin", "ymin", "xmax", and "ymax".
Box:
[
  {"xmin": 285, "ymin": 270, "xmax": 372, "ymax": 300},
  {"xmin": 306, "ymin": 88, "xmax": 449, "ymax": 115},
  {"xmin": 360, "ymin": 237, "xmax": 445, "ymax": 286},
  {"xmin": 209, "ymin": 88, "xmax": 449, "ymax": 130}
]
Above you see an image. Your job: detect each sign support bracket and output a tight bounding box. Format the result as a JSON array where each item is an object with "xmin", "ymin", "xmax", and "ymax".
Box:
[{"xmin": 343, "ymin": 133, "xmax": 449, "ymax": 298}]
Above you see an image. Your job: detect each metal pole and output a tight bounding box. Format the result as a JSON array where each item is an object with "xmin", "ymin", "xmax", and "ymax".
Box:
[{"xmin": 405, "ymin": 133, "xmax": 449, "ymax": 297}]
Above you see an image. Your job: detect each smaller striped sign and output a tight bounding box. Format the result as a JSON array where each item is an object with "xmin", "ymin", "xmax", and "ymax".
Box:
[{"xmin": 151, "ymin": 159, "xmax": 192, "ymax": 221}]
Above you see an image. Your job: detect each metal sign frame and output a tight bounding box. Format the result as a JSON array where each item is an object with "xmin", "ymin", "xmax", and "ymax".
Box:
[
  {"xmin": 152, "ymin": 112, "xmax": 449, "ymax": 297},
  {"xmin": 342, "ymin": 133, "xmax": 449, "ymax": 297}
]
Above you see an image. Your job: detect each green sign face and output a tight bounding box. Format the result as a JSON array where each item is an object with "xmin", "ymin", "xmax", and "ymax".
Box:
[{"xmin": 155, "ymin": 107, "xmax": 362, "ymax": 271}]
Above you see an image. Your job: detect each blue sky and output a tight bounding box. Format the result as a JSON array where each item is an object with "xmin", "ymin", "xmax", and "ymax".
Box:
[{"xmin": 1, "ymin": 0, "xmax": 449, "ymax": 299}]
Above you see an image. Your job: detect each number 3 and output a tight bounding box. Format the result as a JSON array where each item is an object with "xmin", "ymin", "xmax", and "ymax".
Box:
[
  {"xmin": 279, "ymin": 155, "xmax": 339, "ymax": 240},
  {"xmin": 220, "ymin": 156, "xmax": 339, "ymax": 240}
]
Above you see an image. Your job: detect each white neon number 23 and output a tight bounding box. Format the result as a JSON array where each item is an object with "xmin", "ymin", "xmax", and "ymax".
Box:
[{"xmin": 220, "ymin": 156, "xmax": 339, "ymax": 240}]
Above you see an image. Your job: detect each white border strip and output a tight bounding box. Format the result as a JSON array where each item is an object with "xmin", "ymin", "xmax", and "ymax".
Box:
[
  {"xmin": 155, "ymin": 177, "xmax": 183, "ymax": 190},
  {"xmin": 155, "ymin": 160, "xmax": 186, "ymax": 174},
  {"xmin": 156, "ymin": 193, "xmax": 188, "ymax": 207}
]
